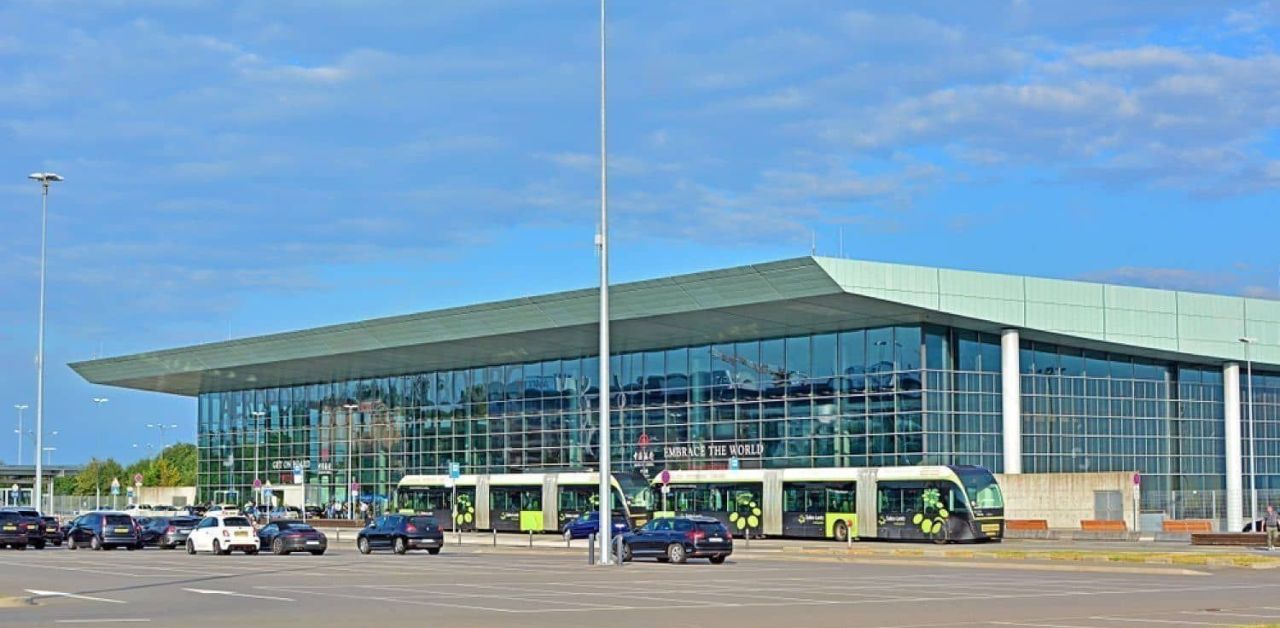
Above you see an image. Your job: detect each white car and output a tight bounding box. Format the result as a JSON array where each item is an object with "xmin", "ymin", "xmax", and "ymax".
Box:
[{"xmin": 186, "ymin": 513, "xmax": 260, "ymax": 555}]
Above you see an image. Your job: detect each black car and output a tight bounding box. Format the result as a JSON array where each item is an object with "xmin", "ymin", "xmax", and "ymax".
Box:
[
  {"xmin": 140, "ymin": 516, "xmax": 201, "ymax": 549},
  {"xmin": 40, "ymin": 516, "xmax": 63, "ymax": 546},
  {"xmin": 66, "ymin": 512, "xmax": 143, "ymax": 551},
  {"xmin": 0, "ymin": 508, "xmax": 47, "ymax": 549},
  {"xmin": 621, "ymin": 515, "xmax": 733, "ymax": 564},
  {"xmin": 258, "ymin": 521, "xmax": 328, "ymax": 555},
  {"xmin": 304, "ymin": 505, "xmax": 325, "ymax": 520},
  {"xmin": 0, "ymin": 512, "xmax": 31, "ymax": 549},
  {"xmin": 357, "ymin": 514, "xmax": 443, "ymax": 555}
]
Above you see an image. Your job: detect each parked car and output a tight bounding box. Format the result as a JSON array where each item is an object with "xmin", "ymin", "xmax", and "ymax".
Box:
[
  {"xmin": 40, "ymin": 516, "xmax": 63, "ymax": 546},
  {"xmin": 620, "ymin": 515, "xmax": 732, "ymax": 564},
  {"xmin": 357, "ymin": 514, "xmax": 443, "ymax": 555},
  {"xmin": 66, "ymin": 512, "xmax": 143, "ymax": 551},
  {"xmin": 304, "ymin": 505, "xmax": 325, "ymax": 520},
  {"xmin": 257, "ymin": 521, "xmax": 327, "ymax": 555},
  {"xmin": 0, "ymin": 512, "xmax": 31, "ymax": 549},
  {"xmin": 265, "ymin": 506, "xmax": 302, "ymax": 521},
  {"xmin": 561, "ymin": 511, "xmax": 631, "ymax": 541},
  {"xmin": 0, "ymin": 507, "xmax": 48, "ymax": 549},
  {"xmin": 186, "ymin": 513, "xmax": 259, "ymax": 555},
  {"xmin": 140, "ymin": 516, "xmax": 201, "ymax": 549}
]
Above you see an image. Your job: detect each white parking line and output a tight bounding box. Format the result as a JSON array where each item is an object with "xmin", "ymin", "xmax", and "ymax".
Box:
[
  {"xmin": 54, "ymin": 619, "xmax": 151, "ymax": 624},
  {"xmin": 1090, "ymin": 617, "xmax": 1232, "ymax": 626},
  {"xmin": 26, "ymin": 589, "xmax": 126, "ymax": 604},
  {"xmin": 182, "ymin": 588, "xmax": 294, "ymax": 602}
]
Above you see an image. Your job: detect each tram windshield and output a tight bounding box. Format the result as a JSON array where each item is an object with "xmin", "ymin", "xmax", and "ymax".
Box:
[
  {"xmin": 954, "ymin": 467, "xmax": 1004, "ymax": 513},
  {"xmin": 613, "ymin": 472, "xmax": 655, "ymax": 511}
]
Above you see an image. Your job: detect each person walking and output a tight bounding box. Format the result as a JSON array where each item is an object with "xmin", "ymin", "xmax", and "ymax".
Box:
[{"xmin": 1264, "ymin": 505, "xmax": 1280, "ymax": 551}]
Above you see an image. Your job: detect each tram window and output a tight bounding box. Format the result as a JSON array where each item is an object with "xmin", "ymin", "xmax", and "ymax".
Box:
[
  {"xmin": 945, "ymin": 484, "xmax": 969, "ymax": 514},
  {"xmin": 827, "ymin": 486, "xmax": 855, "ymax": 512},
  {"xmin": 520, "ymin": 491, "xmax": 542, "ymax": 511}
]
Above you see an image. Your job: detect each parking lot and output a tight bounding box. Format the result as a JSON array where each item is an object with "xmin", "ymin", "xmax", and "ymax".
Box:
[{"xmin": 1, "ymin": 544, "xmax": 1279, "ymax": 627}]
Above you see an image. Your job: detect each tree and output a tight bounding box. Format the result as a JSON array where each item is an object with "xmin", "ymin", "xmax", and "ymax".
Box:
[{"xmin": 70, "ymin": 458, "xmax": 125, "ymax": 495}]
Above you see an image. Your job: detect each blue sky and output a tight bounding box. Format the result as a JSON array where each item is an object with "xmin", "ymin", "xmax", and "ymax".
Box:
[{"xmin": 2, "ymin": 1, "xmax": 1279, "ymax": 464}]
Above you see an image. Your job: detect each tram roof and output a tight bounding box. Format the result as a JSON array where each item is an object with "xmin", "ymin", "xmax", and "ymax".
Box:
[{"xmin": 71, "ymin": 256, "xmax": 1280, "ymax": 397}]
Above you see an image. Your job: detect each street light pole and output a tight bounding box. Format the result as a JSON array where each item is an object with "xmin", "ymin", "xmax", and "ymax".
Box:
[
  {"xmin": 1241, "ymin": 337, "xmax": 1259, "ymax": 526},
  {"xmin": 250, "ymin": 411, "xmax": 265, "ymax": 506},
  {"xmin": 28, "ymin": 171, "xmax": 62, "ymax": 510},
  {"xmin": 13, "ymin": 405, "xmax": 28, "ymax": 465},
  {"xmin": 596, "ymin": 0, "xmax": 613, "ymax": 566},
  {"xmin": 344, "ymin": 403, "xmax": 359, "ymax": 521},
  {"xmin": 145, "ymin": 423, "xmax": 179, "ymax": 461}
]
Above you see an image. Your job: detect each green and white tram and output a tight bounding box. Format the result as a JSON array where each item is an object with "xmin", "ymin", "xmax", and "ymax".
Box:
[
  {"xmin": 396, "ymin": 471, "xmax": 655, "ymax": 533},
  {"xmin": 652, "ymin": 465, "xmax": 1004, "ymax": 542}
]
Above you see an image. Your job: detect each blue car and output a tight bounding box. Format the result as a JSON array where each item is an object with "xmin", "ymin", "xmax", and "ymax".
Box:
[
  {"xmin": 621, "ymin": 515, "xmax": 732, "ymax": 564},
  {"xmin": 561, "ymin": 511, "xmax": 630, "ymax": 541}
]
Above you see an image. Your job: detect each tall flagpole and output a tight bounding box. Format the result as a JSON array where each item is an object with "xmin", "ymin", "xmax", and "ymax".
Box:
[{"xmin": 596, "ymin": 0, "xmax": 613, "ymax": 566}]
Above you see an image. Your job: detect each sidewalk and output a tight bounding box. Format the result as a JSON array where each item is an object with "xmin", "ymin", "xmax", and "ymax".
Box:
[{"xmin": 306, "ymin": 528, "xmax": 1280, "ymax": 569}]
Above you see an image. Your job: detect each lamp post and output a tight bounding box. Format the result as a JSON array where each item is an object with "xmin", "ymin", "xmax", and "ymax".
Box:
[
  {"xmin": 343, "ymin": 403, "xmax": 359, "ymax": 520},
  {"xmin": 596, "ymin": 0, "xmax": 613, "ymax": 566},
  {"xmin": 27, "ymin": 171, "xmax": 62, "ymax": 509},
  {"xmin": 42, "ymin": 446, "xmax": 56, "ymax": 513},
  {"xmin": 145, "ymin": 423, "xmax": 178, "ymax": 461},
  {"xmin": 13, "ymin": 405, "xmax": 28, "ymax": 465},
  {"xmin": 1240, "ymin": 337, "xmax": 1259, "ymax": 526},
  {"xmin": 250, "ymin": 411, "xmax": 265, "ymax": 505}
]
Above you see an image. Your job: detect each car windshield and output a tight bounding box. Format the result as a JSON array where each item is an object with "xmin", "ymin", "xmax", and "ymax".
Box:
[
  {"xmin": 222, "ymin": 517, "xmax": 251, "ymax": 527},
  {"xmin": 695, "ymin": 522, "xmax": 726, "ymax": 535},
  {"xmin": 104, "ymin": 515, "xmax": 132, "ymax": 526},
  {"xmin": 173, "ymin": 518, "xmax": 199, "ymax": 526},
  {"xmin": 281, "ymin": 523, "xmax": 314, "ymax": 531},
  {"xmin": 409, "ymin": 516, "xmax": 437, "ymax": 528}
]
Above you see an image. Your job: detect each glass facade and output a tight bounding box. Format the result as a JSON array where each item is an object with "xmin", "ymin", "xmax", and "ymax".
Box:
[{"xmin": 195, "ymin": 321, "xmax": 1262, "ymax": 514}]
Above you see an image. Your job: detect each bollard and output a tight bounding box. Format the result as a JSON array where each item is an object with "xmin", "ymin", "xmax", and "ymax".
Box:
[
  {"xmin": 528, "ymin": 529, "xmax": 533, "ymax": 548},
  {"xmin": 492, "ymin": 528, "xmax": 497, "ymax": 547},
  {"xmin": 847, "ymin": 518, "xmax": 853, "ymax": 548},
  {"xmin": 613, "ymin": 535, "xmax": 624, "ymax": 567},
  {"xmin": 457, "ymin": 524, "xmax": 462, "ymax": 546},
  {"xmin": 588, "ymin": 532, "xmax": 595, "ymax": 564}
]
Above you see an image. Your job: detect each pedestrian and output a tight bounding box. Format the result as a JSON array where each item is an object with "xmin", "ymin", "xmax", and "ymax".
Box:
[
  {"xmin": 1264, "ymin": 505, "xmax": 1280, "ymax": 551},
  {"xmin": 359, "ymin": 500, "xmax": 370, "ymax": 524}
]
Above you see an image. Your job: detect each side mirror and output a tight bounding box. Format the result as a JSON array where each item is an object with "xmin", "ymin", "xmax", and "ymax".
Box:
[{"xmin": 366, "ymin": 521, "xmax": 376, "ymax": 528}]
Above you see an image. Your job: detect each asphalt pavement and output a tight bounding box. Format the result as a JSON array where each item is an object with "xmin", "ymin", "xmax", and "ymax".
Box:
[{"xmin": 0, "ymin": 542, "xmax": 1278, "ymax": 627}]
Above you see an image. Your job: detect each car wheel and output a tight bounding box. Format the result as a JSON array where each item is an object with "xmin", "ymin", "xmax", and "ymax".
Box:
[
  {"xmin": 33, "ymin": 540, "xmax": 45, "ymax": 550},
  {"xmin": 126, "ymin": 545, "xmax": 136, "ymax": 551},
  {"xmin": 16, "ymin": 544, "xmax": 26, "ymax": 551},
  {"xmin": 393, "ymin": 537, "xmax": 407, "ymax": 555},
  {"xmin": 666, "ymin": 543, "xmax": 687, "ymax": 564},
  {"xmin": 834, "ymin": 520, "xmax": 850, "ymax": 543},
  {"xmin": 622, "ymin": 543, "xmax": 633, "ymax": 562},
  {"xmin": 310, "ymin": 550, "xmax": 325, "ymax": 556},
  {"xmin": 90, "ymin": 536, "xmax": 102, "ymax": 551},
  {"xmin": 67, "ymin": 538, "xmax": 77, "ymax": 550},
  {"xmin": 272, "ymin": 538, "xmax": 286, "ymax": 555},
  {"xmin": 426, "ymin": 547, "xmax": 440, "ymax": 555},
  {"xmin": 709, "ymin": 555, "xmax": 727, "ymax": 565},
  {"xmin": 357, "ymin": 537, "xmax": 371, "ymax": 555},
  {"xmin": 186, "ymin": 540, "xmax": 196, "ymax": 555},
  {"xmin": 213, "ymin": 540, "xmax": 224, "ymax": 555}
]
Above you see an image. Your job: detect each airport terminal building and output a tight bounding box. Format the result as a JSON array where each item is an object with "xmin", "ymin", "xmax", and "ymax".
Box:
[{"xmin": 72, "ymin": 257, "xmax": 1280, "ymax": 530}]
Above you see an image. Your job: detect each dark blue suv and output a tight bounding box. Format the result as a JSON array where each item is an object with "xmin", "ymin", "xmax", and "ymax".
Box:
[
  {"xmin": 621, "ymin": 515, "xmax": 732, "ymax": 564},
  {"xmin": 561, "ymin": 511, "xmax": 630, "ymax": 541}
]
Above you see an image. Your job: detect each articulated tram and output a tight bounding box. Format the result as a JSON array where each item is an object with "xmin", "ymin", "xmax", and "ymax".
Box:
[
  {"xmin": 396, "ymin": 465, "xmax": 1003, "ymax": 542},
  {"xmin": 395, "ymin": 471, "xmax": 654, "ymax": 533},
  {"xmin": 653, "ymin": 465, "xmax": 1005, "ymax": 542}
]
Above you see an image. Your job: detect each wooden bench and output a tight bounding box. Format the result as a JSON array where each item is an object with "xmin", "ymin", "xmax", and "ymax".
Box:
[
  {"xmin": 1163, "ymin": 519, "xmax": 1213, "ymax": 533},
  {"xmin": 1006, "ymin": 519, "xmax": 1049, "ymax": 531},
  {"xmin": 1191, "ymin": 533, "xmax": 1264, "ymax": 547},
  {"xmin": 1080, "ymin": 519, "xmax": 1128, "ymax": 532}
]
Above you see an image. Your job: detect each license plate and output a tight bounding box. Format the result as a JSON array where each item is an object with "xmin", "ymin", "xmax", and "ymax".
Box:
[
  {"xmin": 46, "ymin": 527, "xmax": 57, "ymax": 532},
  {"xmin": 234, "ymin": 531, "xmax": 248, "ymax": 537},
  {"xmin": 981, "ymin": 524, "xmax": 1001, "ymax": 534},
  {"xmin": 708, "ymin": 537, "xmax": 723, "ymax": 543},
  {"xmin": 178, "ymin": 529, "xmax": 191, "ymax": 534},
  {"xmin": 114, "ymin": 528, "xmax": 129, "ymax": 534},
  {"xmin": 306, "ymin": 540, "xmax": 320, "ymax": 545}
]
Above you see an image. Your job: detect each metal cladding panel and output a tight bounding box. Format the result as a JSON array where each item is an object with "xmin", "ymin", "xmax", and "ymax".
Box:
[
  {"xmin": 1024, "ymin": 302, "xmax": 1105, "ymax": 336},
  {"xmin": 1024, "ymin": 276, "xmax": 1103, "ymax": 308},
  {"xmin": 1105, "ymin": 284, "xmax": 1177, "ymax": 313},
  {"xmin": 1104, "ymin": 308, "xmax": 1177, "ymax": 343}
]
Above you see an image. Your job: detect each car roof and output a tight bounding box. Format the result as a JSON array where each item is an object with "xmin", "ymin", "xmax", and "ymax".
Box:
[{"xmin": 671, "ymin": 515, "xmax": 722, "ymax": 523}]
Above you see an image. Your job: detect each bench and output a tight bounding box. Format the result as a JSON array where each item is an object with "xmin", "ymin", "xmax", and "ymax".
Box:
[
  {"xmin": 1163, "ymin": 520, "xmax": 1213, "ymax": 533},
  {"xmin": 1006, "ymin": 519, "xmax": 1049, "ymax": 531},
  {"xmin": 1080, "ymin": 520, "xmax": 1128, "ymax": 532},
  {"xmin": 1191, "ymin": 533, "xmax": 1265, "ymax": 547}
]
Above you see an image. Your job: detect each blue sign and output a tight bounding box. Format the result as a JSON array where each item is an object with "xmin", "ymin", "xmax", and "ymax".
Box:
[
  {"xmin": 110, "ymin": 486, "xmax": 120, "ymax": 496},
  {"xmin": 728, "ymin": 457, "xmax": 740, "ymax": 471},
  {"xmin": 448, "ymin": 462, "xmax": 461, "ymax": 479}
]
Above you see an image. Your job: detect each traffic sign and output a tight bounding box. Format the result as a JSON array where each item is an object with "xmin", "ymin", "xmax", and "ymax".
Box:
[
  {"xmin": 659, "ymin": 470, "xmax": 670, "ymax": 485},
  {"xmin": 292, "ymin": 464, "xmax": 304, "ymax": 485},
  {"xmin": 350, "ymin": 482, "xmax": 360, "ymax": 492},
  {"xmin": 133, "ymin": 473, "xmax": 144, "ymax": 485},
  {"xmin": 449, "ymin": 462, "xmax": 461, "ymax": 479},
  {"xmin": 728, "ymin": 457, "xmax": 740, "ymax": 471},
  {"xmin": 252, "ymin": 478, "xmax": 262, "ymax": 489}
]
